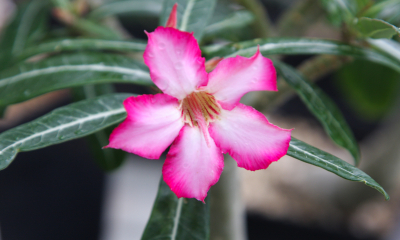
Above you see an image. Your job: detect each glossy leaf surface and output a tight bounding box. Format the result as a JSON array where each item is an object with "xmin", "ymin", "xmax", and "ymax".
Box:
[
  {"xmin": 203, "ymin": 10, "xmax": 255, "ymax": 40},
  {"xmin": 288, "ymin": 138, "xmax": 389, "ymax": 200},
  {"xmin": 355, "ymin": 17, "xmax": 400, "ymax": 39},
  {"xmin": 0, "ymin": 52, "xmax": 151, "ymax": 107},
  {"xmin": 160, "ymin": 0, "xmax": 217, "ymax": 41},
  {"xmin": 275, "ymin": 61, "xmax": 360, "ymax": 165},
  {"xmin": 363, "ymin": 0, "xmax": 400, "ymax": 24},
  {"xmin": 368, "ymin": 38, "xmax": 400, "ymax": 63},
  {"xmin": 141, "ymin": 178, "xmax": 210, "ymax": 240},
  {"xmin": 0, "ymin": 93, "xmax": 131, "ymax": 170},
  {"xmin": 72, "ymin": 84, "xmax": 126, "ymax": 171},
  {"xmin": 13, "ymin": 39, "xmax": 147, "ymax": 62},
  {"xmin": 202, "ymin": 38, "xmax": 400, "ymax": 73},
  {"xmin": 89, "ymin": 0, "xmax": 163, "ymax": 19}
]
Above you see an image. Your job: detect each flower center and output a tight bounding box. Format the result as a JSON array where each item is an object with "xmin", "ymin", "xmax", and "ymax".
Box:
[{"xmin": 181, "ymin": 91, "xmax": 221, "ymax": 128}]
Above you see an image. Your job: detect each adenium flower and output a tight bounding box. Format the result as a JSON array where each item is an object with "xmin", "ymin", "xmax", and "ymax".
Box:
[{"xmin": 106, "ymin": 5, "xmax": 292, "ymax": 202}]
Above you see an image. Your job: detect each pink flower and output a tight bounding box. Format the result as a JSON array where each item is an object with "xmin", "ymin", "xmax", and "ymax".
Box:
[{"xmin": 106, "ymin": 6, "xmax": 292, "ymax": 202}]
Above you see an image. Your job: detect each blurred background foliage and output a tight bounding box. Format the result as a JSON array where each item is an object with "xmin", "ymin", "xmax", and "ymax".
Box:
[{"xmin": 0, "ymin": 0, "xmax": 400, "ymax": 239}]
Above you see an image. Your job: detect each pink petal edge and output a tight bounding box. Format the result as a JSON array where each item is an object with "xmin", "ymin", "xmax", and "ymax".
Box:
[
  {"xmin": 163, "ymin": 125, "xmax": 224, "ymax": 202},
  {"xmin": 105, "ymin": 94, "xmax": 184, "ymax": 159},
  {"xmin": 205, "ymin": 47, "xmax": 277, "ymax": 110},
  {"xmin": 209, "ymin": 103, "xmax": 292, "ymax": 171}
]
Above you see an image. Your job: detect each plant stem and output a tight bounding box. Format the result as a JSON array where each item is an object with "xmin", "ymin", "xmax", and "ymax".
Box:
[
  {"xmin": 210, "ymin": 156, "xmax": 247, "ymax": 240},
  {"xmin": 277, "ymin": 0, "xmax": 325, "ymax": 37},
  {"xmin": 234, "ymin": 0, "xmax": 275, "ymax": 37}
]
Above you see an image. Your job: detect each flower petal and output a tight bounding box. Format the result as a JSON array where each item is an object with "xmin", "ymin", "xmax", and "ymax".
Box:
[
  {"xmin": 205, "ymin": 48, "xmax": 277, "ymax": 110},
  {"xmin": 163, "ymin": 125, "xmax": 224, "ymax": 202},
  {"xmin": 144, "ymin": 27, "xmax": 208, "ymax": 100},
  {"xmin": 165, "ymin": 3, "xmax": 177, "ymax": 28},
  {"xmin": 209, "ymin": 104, "xmax": 291, "ymax": 171},
  {"xmin": 105, "ymin": 94, "xmax": 184, "ymax": 159}
]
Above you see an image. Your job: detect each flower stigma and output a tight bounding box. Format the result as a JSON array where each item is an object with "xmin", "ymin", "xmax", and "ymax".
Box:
[{"xmin": 180, "ymin": 91, "xmax": 221, "ymax": 146}]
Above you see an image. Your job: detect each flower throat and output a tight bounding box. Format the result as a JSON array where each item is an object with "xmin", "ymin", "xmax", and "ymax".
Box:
[
  {"xmin": 181, "ymin": 91, "xmax": 221, "ymax": 128},
  {"xmin": 180, "ymin": 91, "xmax": 221, "ymax": 146},
  {"xmin": 181, "ymin": 92, "xmax": 221, "ymax": 145}
]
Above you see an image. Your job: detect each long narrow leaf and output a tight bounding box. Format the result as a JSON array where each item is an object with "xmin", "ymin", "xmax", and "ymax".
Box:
[
  {"xmin": 72, "ymin": 84, "xmax": 126, "ymax": 171},
  {"xmin": 203, "ymin": 10, "xmax": 255, "ymax": 40},
  {"xmin": 0, "ymin": 0, "xmax": 50, "ymax": 69},
  {"xmin": 13, "ymin": 39, "xmax": 147, "ymax": 63},
  {"xmin": 141, "ymin": 178, "xmax": 210, "ymax": 240},
  {"xmin": 368, "ymin": 38, "xmax": 400, "ymax": 63},
  {"xmin": 0, "ymin": 53, "xmax": 151, "ymax": 107},
  {"xmin": 274, "ymin": 60, "xmax": 360, "ymax": 165},
  {"xmin": 89, "ymin": 0, "xmax": 163, "ymax": 20},
  {"xmin": 287, "ymin": 138, "xmax": 389, "ymax": 200},
  {"xmin": 0, "ymin": 93, "xmax": 131, "ymax": 170},
  {"xmin": 160, "ymin": 0, "xmax": 217, "ymax": 41},
  {"xmin": 71, "ymin": 18, "xmax": 123, "ymax": 40},
  {"xmin": 202, "ymin": 38, "xmax": 400, "ymax": 73},
  {"xmin": 363, "ymin": 0, "xmax": 400, "ymax": 24}
]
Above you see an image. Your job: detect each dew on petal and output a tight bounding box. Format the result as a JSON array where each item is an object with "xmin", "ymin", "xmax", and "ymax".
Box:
[
  {"xmin": 158, "ymin": 42, "xmax": 166, "ymax": 50},
  {"xmin": 148, "ymin": 52, "xmax": 154, "ymax": 58}
]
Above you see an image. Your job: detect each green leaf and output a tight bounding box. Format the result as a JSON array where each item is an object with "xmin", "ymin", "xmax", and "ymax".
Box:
[
  {"xmin": 160, "ymin": 0, "xmax": 217, "ymax": 41},
  {"xmin": 0, "ymin": 93, "xmax": 131, "ymax": 170},
  {"xmin": 287, "ymin": 138, "xmax": 389, "ymax": 200},
  {"xmin": 335, "ymin": 59, "xmax": 400, "ymax": 120},
  {"xmin": 274, "ymin": 61, "xmax": 360, "ymax": 165},
  {"xmin": 0, "ymin": 0, "xmax": 50, "ymax": 69},
  {"xmin": 201, "ymin": 0, "xmax": 256, "ymax": 42},
  {"xmin": 368, "ymin": 38, "xmax": 400, "ymax": 63},
  {"xmin": 51, "ymin": 0, "xmax": 122, "ymax": 39},
  {"xmin": 88, "ymin": 0, "xmax": 163, "ymax": 20},
  {"xmin": 0, "ymin": 52, "xmax": 152, "ymax": 107},
  {"xmin": 70, "ymin": 18, "xmax": 123, "ymax": 40},
  {"xmin": 202, "ymin": 38, "xmax": 400, "ymax": 73},
  {"xmin": 72, "ymin": 84, "xmax": 126, "ymax": 171},
  {"xmin": 203, "ymin": 10, "xmax": 255, "ymax": 41},
  {"xmin": 363, "ymin": 0, "xmax": 400, "ymax": 24},
  {"xmin": 52, "ymin": 0, "xmax": 71, "ymax": 10},
  {"xmin": 354, "ymin": 17, "xmax": 400, "ymax": 39},
  {"xmin": 319, "ymin": 0, "xmax": 356, "ymax": 25},
  {"xmin": 141, "ymin": 178, "xmax": 210, "ymax": 240},
  {"xmin": 337, "ymin": 39, "xmax": 400, "ymax": 120},
  {"xmin": 13, "ymin": 39, "xmax": 147, "ymax": 63}
]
